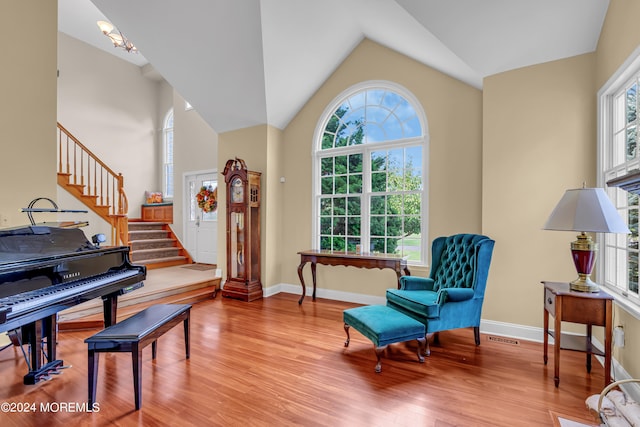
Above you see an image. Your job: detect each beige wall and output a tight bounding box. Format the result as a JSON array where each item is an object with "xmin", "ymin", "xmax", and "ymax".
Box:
[
  {"xmin": 596, "ymin": 0, "xmax": 640, "ymax": 89},
  {"xmin": 0, "ymin": 0, "xmax": 57, "ymax": 228},
  {"xmin": 279, "ymin": 39, "xmax": 483, "ymax": 299},
  {"xmin": 57, "ymin": 32, "xmax": 159, "ymax": 226},
  {"xmin": 171, "ymin": 90, "xmax": 218, "ymax": 241},
  {"xmin": 482, "ymin": 54, "xmax": 597, "ymax": 329}
]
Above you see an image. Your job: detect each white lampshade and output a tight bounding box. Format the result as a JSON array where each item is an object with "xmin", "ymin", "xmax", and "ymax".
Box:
[{"xmin": 544, "ymin": 187, "xmax": 630, "ymax": 234}]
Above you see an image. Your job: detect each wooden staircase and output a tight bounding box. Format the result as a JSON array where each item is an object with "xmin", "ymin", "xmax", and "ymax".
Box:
[
  {"xmin": 56, "ymin": 123, "xmax": 193, "ymax": 268},
  {"xmin": 56, "ymin": 123, "xmax": 129, "ymax": 245},
  {"xmin": 128, "ymin": 221, "xmax": 192, "ymax": 269}
]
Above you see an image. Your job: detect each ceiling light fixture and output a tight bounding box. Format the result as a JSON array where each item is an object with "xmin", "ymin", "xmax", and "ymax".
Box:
[{"xmin": 97, "ymin": 20, "xmax": 137, "ymax": 53}]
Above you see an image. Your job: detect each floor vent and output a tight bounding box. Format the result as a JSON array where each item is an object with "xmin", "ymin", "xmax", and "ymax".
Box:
[{"xmin": 487, "ymin": 336, "xmax": 519, "ymax": 345}]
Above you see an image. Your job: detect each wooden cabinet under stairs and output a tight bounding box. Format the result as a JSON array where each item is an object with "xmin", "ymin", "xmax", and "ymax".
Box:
[{"xmin": 128, "ymin": 222, "xmax": 192, "ymax": 269}]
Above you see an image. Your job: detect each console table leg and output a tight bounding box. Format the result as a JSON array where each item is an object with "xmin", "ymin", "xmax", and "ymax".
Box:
[
  {"xmin": 311, "ymin": 262, "xmax": 317, "ymax": 301},
  {"xmin": 297, "ymin": 262, "xmax": 307, "ymax": 305},
  {"xmin": 586, "ymin": 324, "xmax": 592, "ymax": 373}
]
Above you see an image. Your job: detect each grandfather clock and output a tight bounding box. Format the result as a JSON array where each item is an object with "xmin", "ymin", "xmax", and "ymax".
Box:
[{"xmin": 221, "ymin": 158, "xmax": 263, "ymax": 301}]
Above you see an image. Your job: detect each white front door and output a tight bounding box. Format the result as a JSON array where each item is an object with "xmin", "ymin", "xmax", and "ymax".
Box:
[{"xmin": 185, "ymin": 172, "xmax": 218, "ymax": 264}]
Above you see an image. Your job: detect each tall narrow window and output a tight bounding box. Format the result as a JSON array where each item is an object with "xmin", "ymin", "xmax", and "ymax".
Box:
[
  {"xmin": 163, "ymin": 109, "xmax": 174, "ymax": 199},
  {"xmin": 314, "ymin": 82, "xmax": 428, "ymax": 264},
  {"xmin": 599, "ymin": 50, "xmax": 640, "ymax": 311}
]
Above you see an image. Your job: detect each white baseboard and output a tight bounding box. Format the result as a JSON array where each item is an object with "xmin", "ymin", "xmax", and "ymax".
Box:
[{"xmin": 264, "ymin": 283, "xmax": 386, "ymax": 305}]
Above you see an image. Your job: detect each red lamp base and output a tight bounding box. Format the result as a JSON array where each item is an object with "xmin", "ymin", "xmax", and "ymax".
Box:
[{"xmin": 570, "ymin": 233, "xmax": 599, "ymax": 292}]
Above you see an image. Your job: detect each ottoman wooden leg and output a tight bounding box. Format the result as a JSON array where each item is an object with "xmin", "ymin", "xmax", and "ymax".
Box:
[
  {"xmin": 344, "ymin": 323, "xmax": 351, "ymax": 347},
  {"xmin": 374, "ymin": 345, "xmax": 387, "ymax": 373},
  {"xmin": 416, "ymin": 337, "xmax": 426, "ymax": 363}
]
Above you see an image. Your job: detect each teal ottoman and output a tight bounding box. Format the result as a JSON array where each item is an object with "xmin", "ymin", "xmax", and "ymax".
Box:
[{"xmin": 343, "ymin": 305, "xmax": 426, "ymax": 373}]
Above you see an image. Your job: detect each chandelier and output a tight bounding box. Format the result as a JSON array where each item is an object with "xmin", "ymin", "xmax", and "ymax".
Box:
[{"xmin": 97, "ymin": 21, "xmax": 137, "ymax": 53}]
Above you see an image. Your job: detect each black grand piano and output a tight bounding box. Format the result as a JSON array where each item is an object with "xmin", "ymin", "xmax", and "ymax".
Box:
[{"xmin": 0, "ymin": 224, "xmax": 146, "ymax": 384}]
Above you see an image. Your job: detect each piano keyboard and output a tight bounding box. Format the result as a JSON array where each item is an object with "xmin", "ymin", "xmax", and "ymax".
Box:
[{"xmin": 0, "ymin": 269, "xmax": 140, "ymax": 317}]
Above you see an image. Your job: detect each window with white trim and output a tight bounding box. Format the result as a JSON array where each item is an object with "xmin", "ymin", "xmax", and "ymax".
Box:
[
  {"xmin": 163, "ymin": 109, "xmax": 174, "ymax": 199},
  {"xmin": 313, "ymin": 82, "xmax": 428, "ymax": 264},
  {"xmin": 599, "ymin": 49, "xmax": 640, "ymax": 310}
]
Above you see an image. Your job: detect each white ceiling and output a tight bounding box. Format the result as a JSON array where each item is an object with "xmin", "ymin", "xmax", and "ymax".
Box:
[{"xmin": 58, "ymin": 0, "xmax": 610, "ymax": 134}]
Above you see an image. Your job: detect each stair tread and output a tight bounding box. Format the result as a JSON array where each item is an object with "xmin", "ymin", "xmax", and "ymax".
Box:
[
  {"xmin": 130, "ymin": 238, "xmax": 176, "ymax": 243},
  {"xmin": 132, "ymin": 247, "xmax": 180, "ymax": 253},
  {"xmin": 136, "ymin": 255, "xmax": 187, "ymax": 264}
]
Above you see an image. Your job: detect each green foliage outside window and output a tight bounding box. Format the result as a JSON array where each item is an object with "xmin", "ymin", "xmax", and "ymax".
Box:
[{"xmin": 318, "ymin": 87, "xmax": 424, "ymax": 260}]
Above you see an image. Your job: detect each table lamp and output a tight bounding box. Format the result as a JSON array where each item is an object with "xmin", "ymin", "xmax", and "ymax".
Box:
[{"xmin": 543, "ymin": 187, "xmax": 630, "ymax": 292}]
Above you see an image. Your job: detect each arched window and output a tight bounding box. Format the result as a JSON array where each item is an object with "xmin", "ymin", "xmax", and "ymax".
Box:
[
  {"xmin": 313, "ymin": 81, "xmax": 428, "ymax": 264},
  {"xmin": 163, "ymin": 109, "xmax": 174, "ymax": 199}
]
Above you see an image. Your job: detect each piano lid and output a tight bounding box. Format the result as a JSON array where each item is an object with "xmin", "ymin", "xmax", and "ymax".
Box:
[{"xmin": 0, "ymin": 225, "xmax": 99, "ymax": 264}]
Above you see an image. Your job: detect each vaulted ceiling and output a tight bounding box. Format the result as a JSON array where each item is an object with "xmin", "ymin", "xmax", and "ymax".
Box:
[{"xmin": 58, "ymin": 0, "xmax": 610, "ymax": 134}]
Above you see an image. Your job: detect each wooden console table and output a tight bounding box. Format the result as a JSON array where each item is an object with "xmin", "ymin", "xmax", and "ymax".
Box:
[
  {"xmin": 542, "ymin": 281, "xmax": 613, "ymax": 388},
  {"xmin": 297, "ymin": 249, "xmax": 410, "ymax": 304}
]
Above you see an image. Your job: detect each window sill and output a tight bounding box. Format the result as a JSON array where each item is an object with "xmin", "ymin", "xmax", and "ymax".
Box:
[{"xmin": 602, "ymin": 285, "xmax": 640, "ymax": 321}]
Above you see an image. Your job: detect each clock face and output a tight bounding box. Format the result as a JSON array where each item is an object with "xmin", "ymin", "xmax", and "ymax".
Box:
[{"xmin": 231, "ymin": 177, "xmax": 244, "ymax": 203}]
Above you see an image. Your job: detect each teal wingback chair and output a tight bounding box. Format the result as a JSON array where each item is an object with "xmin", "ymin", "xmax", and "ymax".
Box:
[{"xmin": 386, "ymin": 234, "xmax": 495, "ymax": 354}]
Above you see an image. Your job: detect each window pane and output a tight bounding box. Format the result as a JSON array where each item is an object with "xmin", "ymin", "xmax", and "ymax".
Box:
[
  {"xmin": 349, "ymin": 154, "xmax": 363, "ymax": 173},
  {"xmin": 335, "ymin": 156, "xmax": 348, "ymax": 174},
  {"xmin": 627, "ymin": 83, "xmax": 637, "ymax": 123},
  {"xmin": 405, "ymin": 146, "xmax": 423, "ymax": 190},
  {"xmin": 627, "ymin": 126, "xmax": 637, "ymax": 160},
  {"xmin": 370, "ymin": 216, "xmax": 385, "ymax": 236},
  {"xmin": 371, "ymin": 172, "xmax": 386, "ymax": 192},
  {"xmin": 348, "ymin": 174, "xmax": 362, "ymax": 193},
  {"xmin": 347, "ymin": 217, "xmax": 360, "ymax": 236},
  {"xmin": 333, "ymin": 217, "xmax": 345, "ymax": 235},
  {"xmin": 333, "ymin": 198, "xmax": 346, "ymax": 215},
  {"xmin": 320, "ymin": 197, "xmax": 332, "ymax": 215},
  {"xmin": 320, "ymin": 236, "xmax": 331, "ymax": 250},
  {"xmin": 387, "ymin": 216, "xmax": 402, "ymax": 236},
  {"xmin": 629, "ymin": 251, "xmax": 638, "ymax": 293},
  {"xmin": 322, "ymin": 132, "xmax": 334, "ymax": 150},
  {"xmin": 371, "ymin": 196, "xmax": 385, "ymax": 215},
  {"xmin": 387, "ymin": 194, "xmax": 402, "ymax": 214},
  {"xmin": 347, "ymin": 237, "xmax": 360, "ymax": 252},
  {"xmin": 321, "ymin": 177, "xmax": 333, "ymax": 194},
  {"xmin": 371, "ymin": 237, "xmax": 385, "ymax": 253},
  {"xmin": 321, "ymin": 158, "xmax": 333, "ymax": 176},
  {"xmin": 335, "ymin": 176, "xmax": 348, "ymax": 194},
  {"xmin": 320, "ymin": 217, "xmax": 332, "ymax": 235},
  {"xmin": 371, "ymin": 151, "xmax": 387, "ymax": 171},
  {"xmin": 347, "ymin": 197, "xmax": 361, "ymax": 215}
]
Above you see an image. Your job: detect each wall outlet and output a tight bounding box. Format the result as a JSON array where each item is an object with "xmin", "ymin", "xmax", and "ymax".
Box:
[{"xmin": 614, "ymin": 326, "xmax": 625, "ymax": 348}]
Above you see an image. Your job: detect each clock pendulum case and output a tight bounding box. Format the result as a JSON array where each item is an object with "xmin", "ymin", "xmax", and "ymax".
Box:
[{"xmin": 221, "ymin": 158, "xmax": 263, "ymax": 301}]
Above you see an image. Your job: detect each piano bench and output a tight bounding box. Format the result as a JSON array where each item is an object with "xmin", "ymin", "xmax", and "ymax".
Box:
[{"xmin": 84, "ymin": 303, "xmax": 191, "ymax": 410}]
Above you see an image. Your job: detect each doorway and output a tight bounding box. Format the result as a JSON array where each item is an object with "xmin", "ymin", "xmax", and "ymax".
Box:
[{"xmin": 184, "ymin": 171, "xmax": 218, "ymax": 265}]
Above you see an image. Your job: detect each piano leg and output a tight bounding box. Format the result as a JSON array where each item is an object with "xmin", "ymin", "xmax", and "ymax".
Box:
[
  {"xmin": 21, "ymin": 315, "xmax": 64, "ymax": 385},
  {"xmin": 102, "ymin": 293, "xmax": 118, "ymax": 327},
  {"xmin": 44, "ymin": 314, "xmax": 56, "ymax": 361}
]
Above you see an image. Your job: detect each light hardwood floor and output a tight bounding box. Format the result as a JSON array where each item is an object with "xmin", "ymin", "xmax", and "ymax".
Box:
[{"xmin": 1, "ymin": 293, "xmax": 603, "ymax": 426}]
